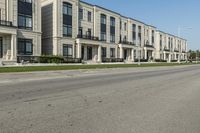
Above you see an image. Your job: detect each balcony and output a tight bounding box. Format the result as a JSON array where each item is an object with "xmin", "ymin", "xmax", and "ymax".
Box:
[
  {"xmin": 119, "ymin": 40, "xmax": 136, "ymax": 46},
  {"xmin": 0, "ymin": 20, "xmax": 13, "ymax": 27},
  {"xmin": 77, "ymin": 35, "xmax": 100, "ymax": 41},
  {"xmin": 174, "ymin": 49, "xmax": 179, "ymax": 52},
  {"xmin": 164, "ymin": 48, "xmax": 170, "ymax": 52},
  {"xmin": 144, "ymin": 44, "xmax": 154, "ymax": 48},
  {"xmin": 182, "ymin": 50, "xmax": 186, "ymax": 53}
]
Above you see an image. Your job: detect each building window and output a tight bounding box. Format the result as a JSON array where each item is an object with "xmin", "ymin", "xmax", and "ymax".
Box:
[
  {"xmin": 63, "ymin": 44, "xmax": 73, "ymax": 57},
  {"xmin": 101, "ymin": 14, "xmax": 106, "ymax": 24},
  {"xmin": 101, "ymin": 32, "xmax": 106, "ymax": 41},
  {"xmin": 87, "ymin": 28, "xmax": 92, "ymax": 37},
  {"xmin": 124, "ymin": 23, "xmax": 127, "ymax": 31},
  {"xmin": 110, "ymin": 34, "xmax": 115, "ymax": 43},
  {"xmin": 79, "ymin": 8, "xmax": 83, "ymax": 20},
  {"xmin": 102, "ymin": 47, "xmax": 107, "ymax": 58},
  {"xmin": 63, "ymin": 25, "xmax": 72, "ymax": 37},
  {"xmin": 110, "ymin": 48, "xmax": 115, "ymax": 58},
  {"xmin": 18, "ymin": 0, "xmax": 32, "ymax": 30},
  {"xmin": 160, "ymin": 35, "xmax": 162, "ymax": 50},
  {"xmin": 78, "ymin": 27, "xmax": 83, "ymax": 37},
  {"xmin": 18, "ymin": 38, "xmax": 33, "ymax": 55},
  {"xmin": 63, "ymin": 2, "xmax": 72, "ymax": 37},
  {"xmin": 63, "ymin": 2, "xmax": 72, "ymax": 16},
  {"xmin": 88, "ymin": 11, "xmax": 91, "ymax": 22},
  {"xmin": 110, "ymin": 17, "xmax": 115, "ymax": 27},
  {"xmin": 110, "ymin": 17, "xmax": 115, "ymax": 43},
  {"xmin": 18, "ymin": 15, "xmax": 32, "ymax": 29},
  {"xmin": 101, "ymin": 14, "xmax": 106, "ymax": 41},
  {"xmin": 152, "ymin": 30, "xmax": 154, "ymax": 44},
  {"xmin": 132, "ymin": 24, "xmax": 136, "ymax": 41}
]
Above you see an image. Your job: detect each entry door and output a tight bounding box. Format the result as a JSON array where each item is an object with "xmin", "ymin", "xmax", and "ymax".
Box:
[
  {"xmin": 81, "ymin": 46, "xmax": 84, "ymax": 59},
  {"xmin": 87, "ymin": 46, "xmax": 92, "ymax": 60},
  {"xmin": 124, "ymin": 49, "xmax": 127, "ymax": 60},
  {"xmin": 0, "ymin": 37, "xmax": 2, "ymax": 58}
]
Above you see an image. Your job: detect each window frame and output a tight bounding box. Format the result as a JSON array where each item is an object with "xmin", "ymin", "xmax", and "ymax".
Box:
[
  {"xmin": 17, "ymin": 38, "xmax": 33, "ymax": 55},
  {"xmin": 63, "ymin": 24, "xmax": 72, "ymax": 37},
  {"xmin": 63, "ymin": 44, "xmax": 73, "ymax": 58}
]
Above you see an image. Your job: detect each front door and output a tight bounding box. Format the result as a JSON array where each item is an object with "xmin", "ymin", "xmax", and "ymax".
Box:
[
  {"xmin": 87, "ymin": 46, "xmax": 92, "ymax": 60},
  {"xmin": 124, "ymin": 49, "xmax": 127, "ymax": 60},
  {"xmin": 0, "ymin": 37, "xmax": 2, "ymax": 58},
  {"xmin": 81, "ymin": 46, "xmax": 84, "ymax": 60}
]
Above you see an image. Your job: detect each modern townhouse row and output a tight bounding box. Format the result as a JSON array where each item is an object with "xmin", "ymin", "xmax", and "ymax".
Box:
[{"xmin": 0, "ymin": 0, "xmax": 188, "ymax": 64}]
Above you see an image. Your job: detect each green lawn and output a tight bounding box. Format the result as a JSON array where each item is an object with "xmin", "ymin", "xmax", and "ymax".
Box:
[{"xmin": 0, "ymin": 62, "xmax": 198, "ymax": 73}]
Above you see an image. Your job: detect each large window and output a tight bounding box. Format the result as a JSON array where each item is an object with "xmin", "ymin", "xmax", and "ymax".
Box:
[
  {"xmin": 132, "ymin": 24, "xmax": 136, "ymax": 41},
  {"xmin": 101, "ymin": 14, "xmax": 107, "ymax": 41},
  {"xmin": 63, "ymin": 2, "xmax": 72, "ymax": 37},
  {"xmin": 110, "ymin": 17, "xmax": 115, "ymax": 43},
  {"xmin": 79, "ymin": 8, "xmax": 83, "ymax": 20},
  {"xmin": 63, "ymin": 2, "xmax": 72, "ymax": 16},
  {"xmin": 18, "ymin": 0, "xmax": 32, "ymax": 29},
  {"xmin": 88, "ymin": 11, "xmax": 91, "ymax": 22},
  {"xmin": 18, "ymin": 15, "xmax": 32, "ymax": 29},
  {"xmin": 18, "ymin": 39, "xmax": 33, "ymax": 55},
  {"xmin": 63, "ymin": 44, "xmax": 73, "ymax": 57},
  {"xmin": 63, "ymin": 25, "xmax": 72, "ymax": 37}
]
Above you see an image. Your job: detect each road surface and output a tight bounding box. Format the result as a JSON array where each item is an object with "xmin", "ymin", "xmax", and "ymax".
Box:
[{"xmin": 0, "ymin": 65, "xmax": 200, "ymax": 133}]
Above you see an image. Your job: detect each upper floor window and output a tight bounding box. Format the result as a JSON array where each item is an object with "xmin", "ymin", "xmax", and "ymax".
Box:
[
  {"xmin": 88, "ymin": 11, "xmax": 91, "ymax": 22},
  {"xmin": 18, "ymin": 15, "xmax": 32, "ymax": 30},
  {"xmin": 79, "ymin": 8, "xmax": 83, "ymax": 20},
  {"xmin": 63, "ymin": 25, "xmax": 72, "ymax": 37},
  {"xmin": 110, "ymin": 17, "xmax": 115, "ymax": 27},
  {"xmin": 18, "ymin": 0, "xmax": 32, "ymax": 30},
  {"xmin": 124, "ymin": 23, "xmax": 127, "ymax": 31},
  {"xmin": 63, "ymin": 3, "xmax": 72, "ymax": 16},
  {"xmin": 19, "ymin": 0, "xmax": 32, "ymax": 3},
  {"xmin": 101, "ymin": 14, "xmax": 106, "ymax": 24},
  {"xmin": 132, "ymin": 24, "xmax": 136, "ymax": 32}
]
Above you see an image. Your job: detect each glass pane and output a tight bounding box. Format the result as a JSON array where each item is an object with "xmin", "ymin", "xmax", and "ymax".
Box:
[
  {"xmin": 18, "ymin": 16, "xmax": 25, "ymax": 27},
  {"xmin": 26, "ymin": 17, "xmax": 32, "ymax": 28},
  {"xmin": 26, "ymin": 42, "xmax": 32, "ymax": 53}
]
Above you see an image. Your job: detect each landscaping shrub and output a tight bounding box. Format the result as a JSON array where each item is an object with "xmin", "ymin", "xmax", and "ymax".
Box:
[{"xmin": 39, "ymin": 55, "xmax": 64, "ymax": 63}]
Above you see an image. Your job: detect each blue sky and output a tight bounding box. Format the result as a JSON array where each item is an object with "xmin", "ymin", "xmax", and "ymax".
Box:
[{"xmin": 83, "ymin": 0, "xmax": 199, "ymax": 50}]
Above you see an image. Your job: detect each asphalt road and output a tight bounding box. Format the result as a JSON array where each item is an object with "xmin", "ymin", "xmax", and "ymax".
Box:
[{"xmin": 0, "ymin": 65, "xmax": 200, "ymax": 133}]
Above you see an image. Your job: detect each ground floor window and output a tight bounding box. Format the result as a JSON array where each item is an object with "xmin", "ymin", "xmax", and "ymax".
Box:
[
  {"xmin": 102, "ymin": 47, "xmax": 107, "ymax": 58},
  {"xmin": 18, "ymin": 38, "xmax": 33, "ymax": 55},
  {"xmin": 63, "ymin": 44, "xmax": 73, "ymax": 57},
  {"xmin": 0, "ymin": 37, "xmax": 2, "ymax": 58},
  {"xmin": 110, "ymin": 48, "xmax": 115, "ymax": 58}
]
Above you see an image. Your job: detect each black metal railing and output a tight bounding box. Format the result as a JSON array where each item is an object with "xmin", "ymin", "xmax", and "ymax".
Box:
[
  {"xmin": 163, "ymin": 48, "xmax": 170, "ymax": 52},
  {"xmin": 0, "ymin": 20, "xmax": 13, "ymax": 27},
  {"xmin": 174, "ymin": 49, "xmax": 179, "ymax": 52},
  {"xmin": 77, "ymin": 35, "xmax": 100, "ymax": 41},
  {"xmin": 144, "ymin": 44, "xmax": 154, "ymax": 48},
  {"xmin": 119, "ymin": 40, "xmax": 136, "ymax": 45}
]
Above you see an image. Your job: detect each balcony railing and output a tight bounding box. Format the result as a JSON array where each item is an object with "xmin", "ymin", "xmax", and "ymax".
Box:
[
  {"xmin": 77, "ymin": 35, "xmax": 100, "ymax": 41},
  {"xmin": 0, "ymin": 20, "xmax": 13, "ymax": 27},
  {"xmin": 174, "ymin": 49, "xmax": 179, "ymax": 52},
  {"xmin": 164, "ymin": 48, "xmax": 170, "ymax": 52},
  {"xmin": 119, "ymin": 40, "xmax": 136, "ymax": 45},
  {"xmin": 144, "ymin": 44, "xmax": 154, "ymax": 48}
]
